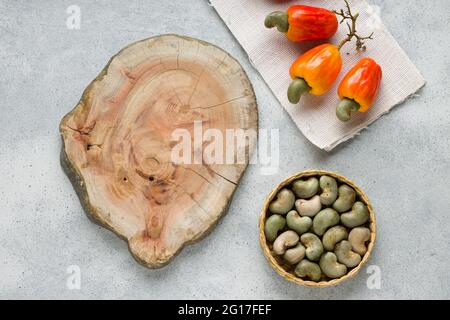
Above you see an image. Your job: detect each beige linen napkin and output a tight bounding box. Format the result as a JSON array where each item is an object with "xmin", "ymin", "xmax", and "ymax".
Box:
[{"xmin": 209, "ymin": 0, "xmax": 425, "ymax": 150}]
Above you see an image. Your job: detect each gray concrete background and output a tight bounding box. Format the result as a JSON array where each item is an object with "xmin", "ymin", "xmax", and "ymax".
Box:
[{"xmin": 0, "ymin": 0, "xmax": 449, "ymax": 299}]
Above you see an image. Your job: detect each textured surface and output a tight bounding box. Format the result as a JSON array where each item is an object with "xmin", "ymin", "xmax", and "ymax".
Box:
[
  {"xmin": 0, "ymin": 0, "xmax": 449, "ymax": 299},
  {"xmin": 60, "ymin": 34, "xmax": 257, "ymax": 268},
  {"xmin": 210, "ymin": 0, "xmax": 425, "ymax": 150}
]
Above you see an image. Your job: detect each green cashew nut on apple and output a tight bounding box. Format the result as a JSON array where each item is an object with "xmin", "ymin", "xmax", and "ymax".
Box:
[
  {"xmin": 286, "ymin": 210, "xmax": 312, "ymax": 235},
  {"xmin": 341, "ymin": 202, "xmax": 369, "ymax": 228},
  {"xmin": 295, "ymin": 260, "xmax": 322, "ymax": 282},
  {"xmin": 292, "ymin": 177, "xmax": 319, "ymax": 199},
  {"xmin": 273, "ymin": 230, "xmax": 299, "ymax": 255},
  {"xmin": 283, "ymin": 243, "xmax": 306, "ymax": 265},
  {"xmin": 264, "ymin": 11, "xmax": 289, "ymax": 33},
  {"xmin": 264, "ymin": 214, "xmax": 286, "ymax": 242},
  {"xmin": 312, "ymin": 208, "xmax": 340, "ymax": 236},
  {"xmin": 269, "ymin": 188, "xmax": 295, "ymax": 214},
  {"xmin": 319, "ymin": 252, "xmax": 347, "ymax": 279},
  {"xmin": 322, "ymin": 225, "xmax": 349, "ymax": 251},
  {"xmin": 333, "ymin": 184, "xmax": 356, "ymax": 213},
  {"xmin": 319, "ymin": 176, "xmax": 338, "ymax": 205},
  {"xmin": 335, "ymin": 240, "xmax": 361, "ymax": 268},
  {"xmin": 300, "ymin": 233, "xmax": 324, "ymax": 261},
  {"xmin": 348, "ymin": 227, "xmax": 371, "ymax": 255},
  {"xmin": 295, "ymin": 195, "xmax": 322, "ymax": 217}
]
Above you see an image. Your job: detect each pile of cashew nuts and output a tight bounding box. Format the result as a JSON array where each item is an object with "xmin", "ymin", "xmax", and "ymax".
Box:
[{"xmin": 264, "ymin": 175, "xmax": 371, "ymax": 282}]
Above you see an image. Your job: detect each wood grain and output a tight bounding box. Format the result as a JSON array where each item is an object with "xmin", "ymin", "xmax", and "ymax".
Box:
[{"xmin": 60, "ymin": 35, "xmax": 258, "ymax": 268}]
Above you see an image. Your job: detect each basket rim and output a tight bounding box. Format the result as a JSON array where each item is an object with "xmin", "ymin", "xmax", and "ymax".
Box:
[{"xmin": 259, "ymin": 169, "xmax": 377, "ymax": 288}]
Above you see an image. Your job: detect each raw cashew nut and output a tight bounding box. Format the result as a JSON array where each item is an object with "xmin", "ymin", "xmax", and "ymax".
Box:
[
  {"xmin": 348, "ymin": 227, "xmax": 371, "ymax": 255},
  {"xmin": 341, "ymin": 202, "xmax": 369, "ymax": 228},
  {"xmin": 295, "ymin": 195, "xmax": 322, "ymax": 217},
  {"xmin": 283, "ymin": 243, "xmax": 306, "ymax": 265},
  {"xmin": 335, "ymin": 240, "xmax": 362, "ymax": 268},
  {"xmin": 319, "ymin": 175, "xmax": 338, "ymax": 205},
  {"xmin": 294, "ymin": 260, "xmax": 322, "ymax": 282},
  {"xmin": 269, "ymin": 188, "xmax": 295, "ymax": 214},
  {"xmin": 286, "ymin": 210, "xmax": 312, "ymax": 235},
  {"xmin": 264, "ymin": 214, "xmax": 286, "ymax": 242},
  {"xmin": 322, "ymin": 226, "xmax": 348, "ymax": 251},
  {"xmin": 333, "ymin": 184, "xmax": 356, "ymax": 213},
  {"xmin": 300, "ymin": 233, "xmax": 324, "ymax": 261},
  {"xmin": 319, "ymin": 252, "xmax": 347, "ymax": 279},
  {"xmin": 292, "ymin": 177, "xmax": 319, "ymax": 199},
  {"xmin": 312, "ymin": 208, "xmax": 340, "ymax": 236},
  {"xmin": 273, "ymin": 230, "xmax": 299, "ymax": 255}
]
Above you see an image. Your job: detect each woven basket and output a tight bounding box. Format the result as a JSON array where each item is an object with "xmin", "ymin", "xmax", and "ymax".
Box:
[{"xmin": 259, "ymin": 170, "xmax": 376, "ymax": 287}]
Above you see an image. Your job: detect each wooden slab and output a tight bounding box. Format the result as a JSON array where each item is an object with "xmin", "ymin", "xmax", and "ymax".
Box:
[{"xmin": 60, "ymin": 34, "xmax": 258, "ymax": 268}]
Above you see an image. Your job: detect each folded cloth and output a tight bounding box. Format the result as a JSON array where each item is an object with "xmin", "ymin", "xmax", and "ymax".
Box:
[{"xmin": 209, "ymin": 0, "xmax": 425, "ymax": 151}]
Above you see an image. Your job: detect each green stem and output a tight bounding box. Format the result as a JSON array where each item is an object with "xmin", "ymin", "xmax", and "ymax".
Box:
[
  {"xmin": 287, "ymin": 78, "xmax": 311, "ymax": 104},
  {"xmin": 264, "ymin": 11, "xmax": 289, "ymax": 33},
  {"xmin": 336, "ymin": 98, "xmax": 360, "ymax": 122}
]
